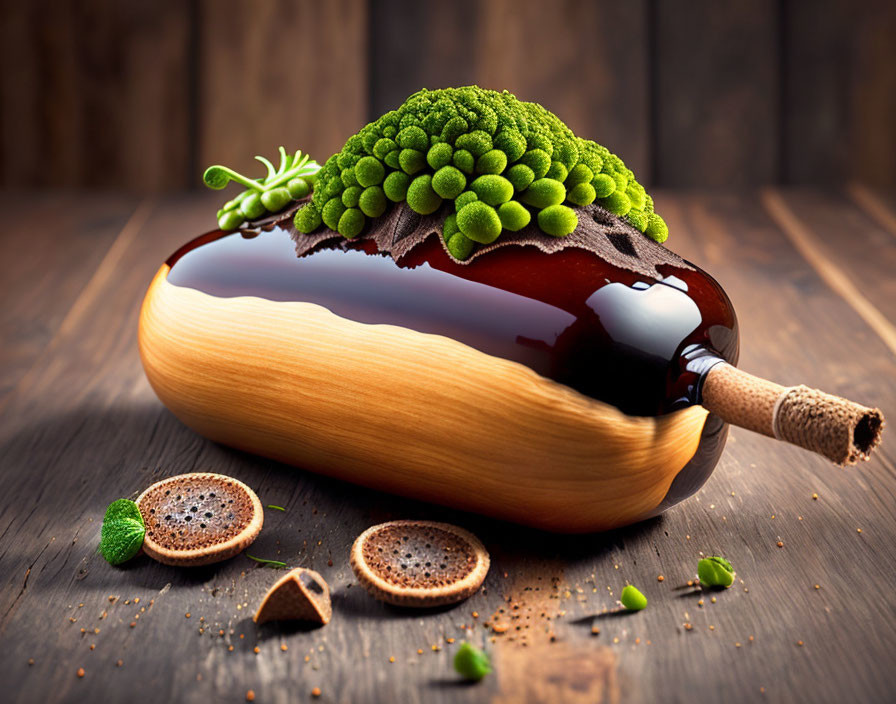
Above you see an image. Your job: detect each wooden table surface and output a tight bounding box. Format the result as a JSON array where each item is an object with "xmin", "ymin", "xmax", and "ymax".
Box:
[{"xmin": 1, "ymin": 188, "xmax": 894, "ymax": 704}]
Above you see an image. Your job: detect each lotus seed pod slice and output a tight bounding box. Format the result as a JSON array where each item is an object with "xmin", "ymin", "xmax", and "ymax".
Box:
[{"xmin": 457, "ymin": 202, "xmax": 502, "ymax": 244}]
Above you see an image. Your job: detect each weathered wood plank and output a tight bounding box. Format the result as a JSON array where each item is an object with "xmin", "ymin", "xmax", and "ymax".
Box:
[
  {"xmin": 0, "ymin": 1, "xmax": 192, "ymax": 191},
  {"xmin": 474, "ymin": 0, "xmax": 651, "ymax": 181},
  {"xmin": 654, "ymin": 1, "xmax": 779, "ymax": 186},
  {"xmin": 784, "ymin": 0, "xmax": 896, "ymax": 187},
  {"xmin": 196, "ymin": 0, "xmax": 368, "ymax": 187},
  {"xmin": 0, "ymin": 193, "xmax": 138, "ymax": 403}
]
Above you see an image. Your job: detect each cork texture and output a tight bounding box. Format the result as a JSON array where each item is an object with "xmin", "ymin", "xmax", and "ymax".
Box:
[{"xmin": 703, "ymin": 363, "xmax": 884, "ymax": 465}]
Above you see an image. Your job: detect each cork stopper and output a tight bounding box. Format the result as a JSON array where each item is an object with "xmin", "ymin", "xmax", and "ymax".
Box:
[{"xmin": 702, "ymin": 363, "xmax": 884, "ymax": 466}]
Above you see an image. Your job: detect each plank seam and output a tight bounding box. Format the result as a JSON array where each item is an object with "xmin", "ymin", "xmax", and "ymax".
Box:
[
  {"xmin": 0, "ymin": 199, "xmax": 154, "ymax": 414},
  {"xmin": 847, "ymin": 183, "xmax": 896, "ymax": 238},
  {"xmin": 761, "ymin": 188, "xmax": 896, "ymax": 358}
]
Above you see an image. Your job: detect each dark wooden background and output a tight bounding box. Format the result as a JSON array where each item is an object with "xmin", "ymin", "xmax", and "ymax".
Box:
[{"xmin": 1, "ymin": 0, "xmax": 895, "ymax": 192}]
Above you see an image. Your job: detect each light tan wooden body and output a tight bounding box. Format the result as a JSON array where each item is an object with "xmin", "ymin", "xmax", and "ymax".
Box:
[{"xmin": 139, "ymin": 266, "xmax": 709, "ymax": 533}]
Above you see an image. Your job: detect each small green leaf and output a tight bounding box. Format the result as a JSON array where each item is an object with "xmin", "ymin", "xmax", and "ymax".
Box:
[
  {"xmin": 99, "ymin": 499, "xmax": 145, "ymax": 566},
  {"xmin": 454, "ymin": 642, "xmax": 491, "ymax": 681},
  {"xmin": 620, "ymin": 584, "xmax": 647, "ymax": 611},
  {"xmin": 246, "ymin": 554, "xmax": 287, "ymax": 568},
  {"xmin": 697, "ymin": 556, "xmax": 735, "ymax": 587}
]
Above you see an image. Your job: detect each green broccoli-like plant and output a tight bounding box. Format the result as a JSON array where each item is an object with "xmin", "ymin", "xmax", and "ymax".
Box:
[{"xmin": 293, "ymin": 87, "xmax": 668, "ymax": 258}]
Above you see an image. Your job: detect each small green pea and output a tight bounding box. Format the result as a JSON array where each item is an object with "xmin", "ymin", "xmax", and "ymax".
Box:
[
  {"xmin": 506, "ymin": 164, "xmax": 535, "ymax": 192},
  {"xmin": 442, "ymin": 212, "xmax": 460, "ymax": 241},
  {"xmin": 384, "ymin": 149, "xmax": 401, "ymax": 170},
  {"xmin": 645, "ymin": 213, "xmax": 669, "ymax": 243},
  {"xmin": 453, "ymin": 642, "xmax": 492, "ymax": 682},
  {"xmin": 592, "ymin": 173, "xmax": 616, "ymax": 198},
  {"xmin": 566, "ymin": 163, "xmax": 594, "ymax": 188},
  {"xmin": 287, "ymin": 177, "xmax": 311, "ymax": 199},
  {"xmin": 218, "ymin": 209, "xmax": 245, "ymax": 231},
  {"xmin": 470, "ymin": 175, "xmax": 514, "ymax": 206},
  {"xmin": 620, "ymin": 585, "xmax": 647, "ymax": 611},
  {"xmin": 566, "ymin": 182, "xmax": 596, "ymax": 207},
  {"xmin": 406, "ymin": 174, "xmax": 442, "ymax": 215},
  {"xmin": 697, "ymin": 557, "xmax": 735, "ymax": 588},
  {"xmin": 427, "ymin": 142, "xmax": 454, "ymax": 170},
  {"xmin": 601, "ymin": 190, "xmax": 632, "ymax": 217},
  {"xmin": 260, "ymin": 187, "xmax": 291, "ymax": 213},
  {"xmin": 447, "ymin": 232, "xmax": 476, "ymax": 260},
  {"xmin": 321, "ymin": 197, "xmax": 347, "ymax": 231},
  {"xmin": 239, "ymin": 192, "xmax": 266, "ymax": 220},
  {"xmin": 520, "ymin": 178, "xmax": 566, "ymax": 209},
  {"xmin": 545, "ymin": 160, "xmax": 568, "ymax": 182}
]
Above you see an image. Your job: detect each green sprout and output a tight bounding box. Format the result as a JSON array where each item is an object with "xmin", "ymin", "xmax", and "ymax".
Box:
[
  {"xmin": 99, "ymin": 499, "xmax": 145, "ymax": 566},
  {"xmin": 204, "ymin": 147, "xmax": 321, "ymax": 231},
  {"xmin": 292, "ymin": 86, "xmax": 668, "ymax": 258},
  {"xmin": 454, "ymin": 642, "xmax": 492, "ymax": 681},
  {"xmin": 620, "ymin": 584, "xmax": 648, "ymax": 611},
  {"xmin": 697, "ymin": 556, "xmax": 735, "ymax": 588},
  {"xmin": 246, "ymin": 554, "xmax": 288, "ymax": 568}
]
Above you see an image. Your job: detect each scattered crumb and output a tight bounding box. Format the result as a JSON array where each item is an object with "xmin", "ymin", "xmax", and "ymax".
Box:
[
  {"xmin": 77, "ymin": 668, "xmax": 85, "ymax": 678},
  {"xmin": 709, "ymin": 625, "xmax": 715, "ymax": 631},
  {"xmin": 492, "ymin": 623, "xmax": 509, "ymax": 633},
  {"xmin": 683, "ymin": 623, "xmax": 693, "ymax": 631},
  {"xmin": 311, "ymin": 687, "xmax": 322, "ymax": 698},
  {"xmin": 228, "ymin": 645, "xmax": 234, "ymax": 652},
  {"xmin": 28, "ymin": 659, "xmax": 34, "ymax": 666},
  {"xmin": 185, "ymin": 613, "xmax": 191, "ymax": 619},
  {"xmin": 814, "ymin": 584, "xmax": 820, "ymax": 590},
  {"xmin": 657, "ymin": 575, "xmax": 664, "ymax": 582},
  {"xmin": 89, "ymin": 644, "xmax": 95, "ymax": 651},
  {"xmin": 857, "ymin": 528, "xmax": 862, "ymax": 534},
  {"xmin": 776, "ymin": 541, "xmax": 784, "ymax": 548},
  {"xmin": 254, "ymin": 647, "xmax": 260, "ymax": 654},
  {"xmin": 445, "ymin": 637, "xmax": 455, "ymax": 644},
  {"xmin": 246, "ymin": 691, "xmax": 255, "ymax": 702},
  {"xmin": 472, "ymin": 611, "xmax": 479, "ymax": 619},
  {"xmin": 116, "ymin": 660, "xmax": 123, "ymax": 667},
  {"xmin": 417, "ymin": 649, "xmax": 423, "ymax": 655},
  {"xmin": 711, "ymin": 597, "xmax": 717, "ymax": 604},
  {"xmin": 389, "ymin": 656, "xmax": 395, "ymax": 663},
  {"xmin": 797, "ymin": 640, "xmax": 804, "ymax": 647},
  {"xmin": 129, "ymin": 622, "xmax": 136, "ymax": 629},
  {"xmin": 591, "ymin": 625, "xmax": 600, "ymax": 636},
  {"xmin": 281, "ymin": 643, "xmax": 288, "ymax": 652},
  {"xmin": 812, "ymin": 493, "xmax": 818, "ymax": 500}
]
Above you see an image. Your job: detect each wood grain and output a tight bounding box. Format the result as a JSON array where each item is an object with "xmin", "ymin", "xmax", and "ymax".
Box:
[
  {"xmin": 0, "ymin": 1, "xmax": 191, "ymax": 191},
  {"xmin": 1, "ymin": 192, "xmax": 895, "ymax": 703},
  {"xmin": 196, "ymin": 0, "xmax": 367, "ymax": 188},
  {"xmin": 653, "ymin": 0, "xmax": 779, "ymax": 186},
  {"xmin": 475, "ymin": 0, "xmax": 651, "ymax": 181},
  {"xmin": 140, "ymin": 267, "xmax": 708, "ymax": 533}
]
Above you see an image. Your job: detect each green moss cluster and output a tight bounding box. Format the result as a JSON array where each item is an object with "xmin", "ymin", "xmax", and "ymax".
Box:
[{"xmin": 294, "ymin": 87, "xmax": 667, "ymax": 257}]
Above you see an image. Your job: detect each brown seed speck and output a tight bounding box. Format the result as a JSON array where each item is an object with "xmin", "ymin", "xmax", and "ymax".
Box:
[
  {"xmin": 28, "ymin": 659, "xmax": 34, "ymax": 666},
  {"xmin": 185, "ymin": 613, "xmax": 191, "ymax": 618},
  {"xmin": 116, "ymin": 660, "xmax": 123, "ymax": 667},
  {"xmin": 76, "ymin": 668, "xmax": 85, "ymax": 678},
  {"xmin": 492, "ymin": 623, "xmax": 509, "ymax": 633},
  {"xmin": 129, "ymin": 622, "xmax": 136, "ymax": 628},
  {"xmin": 89, "ymin": 644, "xmax": 95, "ymax": 651},
  {"xmin": 797, "ymin": 640, "xmax": 804, "ymax": 647}
]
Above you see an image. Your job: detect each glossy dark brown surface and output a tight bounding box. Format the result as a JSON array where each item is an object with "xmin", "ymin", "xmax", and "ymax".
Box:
[{"xmin": 166, "ymin": 224, "xmax": 739, "ymax": 416}]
